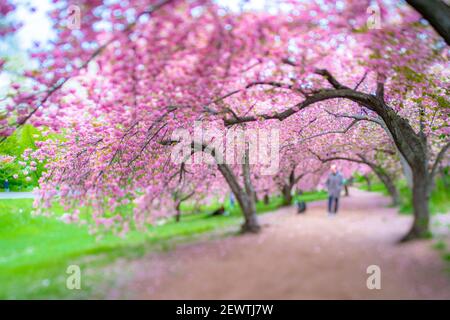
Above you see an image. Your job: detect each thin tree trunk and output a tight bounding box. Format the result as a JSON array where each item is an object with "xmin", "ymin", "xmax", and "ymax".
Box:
[
  {"xmin": 174, "ymin": 191, "xmax": 194, "ymax": 223},
  {"xmin": 281, "ymin": 168, "xmax": 297, "ymax": 205},
  {"xmin": 372, "ymin": 168, "xmax": 400, "ymax": 206},
  {"xmin": 382, "ymin": 175, "xmax": 400, "ymax": 206},
  {"xmin": 253, "ymin": 191, "xmax": 259, "ymax": 204},
  {"xmin": 240, "ymin": 143, "xmax": 260, "ymax": 233}
]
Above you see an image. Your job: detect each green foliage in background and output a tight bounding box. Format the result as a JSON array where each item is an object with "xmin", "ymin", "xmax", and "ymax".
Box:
[
  {"xmin": 0, "ymin": 125, "xmax": 48, "ymax": 191},
  {"xmin": 359, "ymin": 172, "xmax": 450, "ymax": 215}
]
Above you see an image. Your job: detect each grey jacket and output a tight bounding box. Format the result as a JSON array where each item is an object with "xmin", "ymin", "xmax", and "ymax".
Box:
[{"xmin": 326, "ymin": 172, "xmax": 344, "ymax": 198}]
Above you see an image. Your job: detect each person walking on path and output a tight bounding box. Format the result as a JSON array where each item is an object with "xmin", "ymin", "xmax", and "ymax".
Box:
[{"xmin": 326, "ymin": 165, "xmax": 344, "ymax": 215}]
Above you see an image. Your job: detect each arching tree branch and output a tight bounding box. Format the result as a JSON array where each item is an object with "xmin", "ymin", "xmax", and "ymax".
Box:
[{"xmin": 406, "ymin": 0, "xmax": 450, "ymax": 45}]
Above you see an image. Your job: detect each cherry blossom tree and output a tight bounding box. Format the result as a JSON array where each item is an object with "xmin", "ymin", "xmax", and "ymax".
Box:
[
  {"xmin": 220, "ymin": 1, "xmax": 449, "ymax": 240},
  {"xmin": 1, "ymin": 0, "xmax": 448, "ymax": 241},
  {"xmin": 308, "ymin": 118, "xmax": 402, "ymax": 206}
]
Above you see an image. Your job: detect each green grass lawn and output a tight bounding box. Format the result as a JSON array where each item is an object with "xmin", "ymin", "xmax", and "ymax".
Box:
[
  {"xmin": 0, "ymin": 191, "xmax": 326, "ymax": 299},
  {"xmin": 358, "ymin": 177, "xmax": 450, "ymax": 215},
  {"xmin": 398, "ymin": 178, "xmax": 450, "ymax": 215},
  {"xmin": 0, "ymin": 199, "xmax": 237, "ymax": 299},
  {"xmin": 294, "ymin": 190, "xmax": 328, "ymax": 203}
]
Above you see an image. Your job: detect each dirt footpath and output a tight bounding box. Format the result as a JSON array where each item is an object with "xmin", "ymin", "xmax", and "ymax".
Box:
[{"xmin": 104, "ymin": 188, "xmax": 450, "ymax": 299}]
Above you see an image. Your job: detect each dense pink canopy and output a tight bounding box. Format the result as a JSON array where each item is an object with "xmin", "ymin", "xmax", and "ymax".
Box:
[{"xmin": 1, "ymin": 0, "xmax": 448, "ymax": 232}]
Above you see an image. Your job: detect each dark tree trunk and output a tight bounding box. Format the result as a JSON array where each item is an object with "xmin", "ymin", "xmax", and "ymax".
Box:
[
  {"xmin": 281, "ymin": 184, "xmax": 293, "ymax": 206},
  {"xmin": 217, "ymin": 165, "xmax": 259, "ymax": 233},
  {"xmin": 216, "ymin": 143, "xmax": 260, "ymax": 234},
  {"xmin": 219, "ymin": 169, "xmax": 259, "ymax": 233},
  {"xmin": 239, "ymin": 195, "xmax": 259, "ymax": 233},
  {"xmin": 253, "ymin": 191, "xmax": 259, "ymax": 204},
  {"xmin": 174, "ymin": 200, "xmax": 182, "ymax": 222},
  {"xmin": 240, "ymin": 144, "xmax": 260, "ymax": 233},
  {"xmin": 400, "ymin": 165, "xmax": 431, "ymax": 241},
  {"xmin": 379, "ymin": 111, "xmax": 432, "ymax": 241},
  {"xmin": 281, "ymin": 168, "xmax": 297, "ymax": 206},
  {"xmin": 263, "ymin": 194, "xmax": 270, "ymax": 205}
]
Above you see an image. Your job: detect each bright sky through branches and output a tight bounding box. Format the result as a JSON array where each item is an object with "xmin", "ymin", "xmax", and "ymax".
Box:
[
  {"xmin": 12, "ymin": 0, "xmax": 283, "ymax": 50},
  {"xmin": 13, "ymin": 0, "xmax": 53, "ymax": 50}
]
